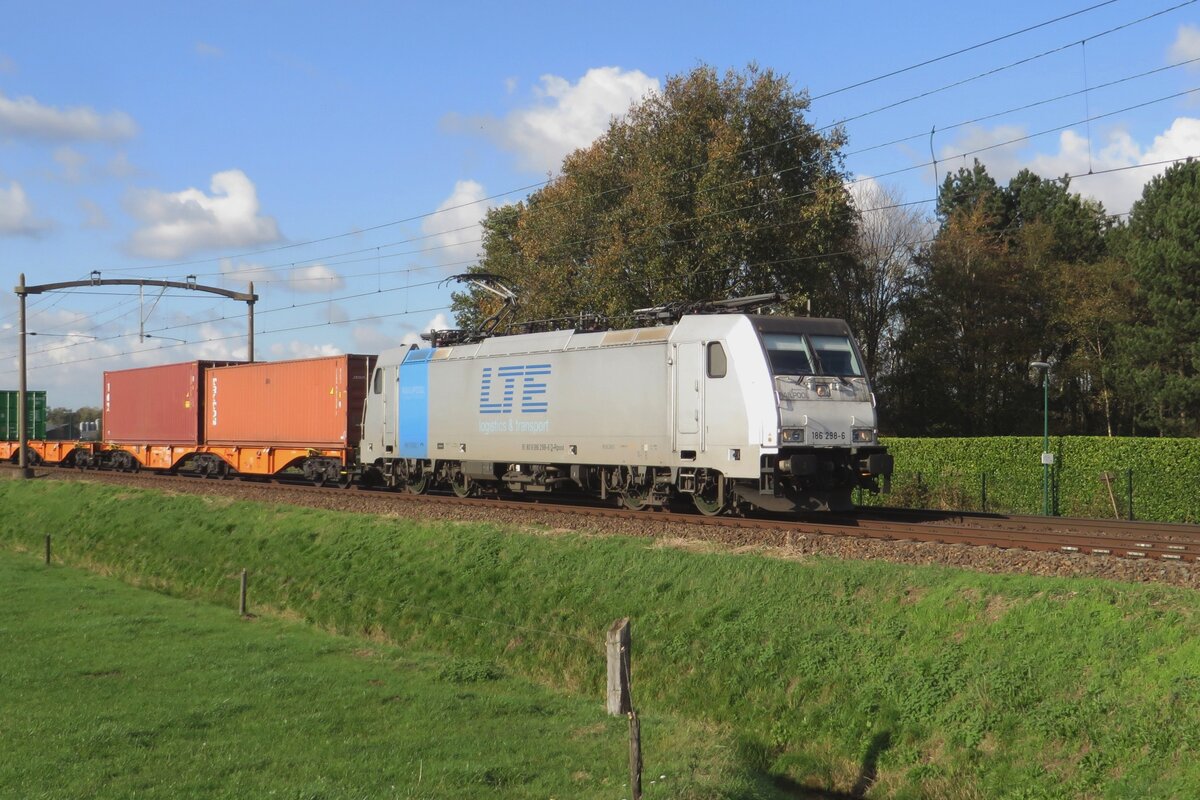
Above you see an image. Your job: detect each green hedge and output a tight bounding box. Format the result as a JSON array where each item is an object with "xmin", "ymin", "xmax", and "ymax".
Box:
[{"xmin": 868, "ymin": 437, "xmax": 1200, "ymax": 523}]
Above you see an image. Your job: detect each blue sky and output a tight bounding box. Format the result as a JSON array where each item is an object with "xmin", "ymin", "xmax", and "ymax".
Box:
[{"xmin": 2, "ymin": 0, "xmax": 1198, "ymax": 406}]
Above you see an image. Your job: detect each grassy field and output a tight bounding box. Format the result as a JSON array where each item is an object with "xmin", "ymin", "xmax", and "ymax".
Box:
[
  {"xmin": 4, "ymin": 477, "xmax": 1200, "ymax": 798},
  {"xmin": 0, "ymin": 548, "xmax": 768, "ymax": 799}
]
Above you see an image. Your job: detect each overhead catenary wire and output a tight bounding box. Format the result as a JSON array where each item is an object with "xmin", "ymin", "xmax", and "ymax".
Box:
[
  {"xmin": 122, "ymin": 50, "xmax": 1200, "ymax": 301},
  {"xmin": 7, "ymin": 2, "xmax": 1192, "ymax": 372},
  {"xmin": 80, "ymin": 0, "xmax": 1194, "ymax": 286},
  {"xmin": 10, "ymin": 139, "xmax": 1195, "ymax": 367},
  {"xmin": 11, "ymin": 107, "xmax": 1196, "ymax": 372},
  {"xmin": 6, "ymin": 152, "xmax": 1192, "ymax": 375},
  {"xmin": 806, "ymin": 0, "xmax": 1124, "ymax": 101}
]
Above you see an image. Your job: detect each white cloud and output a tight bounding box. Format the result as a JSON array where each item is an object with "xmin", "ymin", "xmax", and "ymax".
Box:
[
  {"xmin": 0, "ymin": 91, "xmax": 137, "ymax": 141},
  {"xmin": 351, "ymin": 312, "xmax": 450, "ymax": 353},
  {"xmin": 220, "ymin": 259, "xmax": 345, "ymax": 294},
  {"xmin": 268, "ymin": 340, "xmax": 343, "ymax": 359},
  {"xmin": 289, "ymin": 263, "xmax": 346, "ymax": 293},
  {"xmin": 937, "ymin": 124, "xmax": 1029, "ymax": 180},
  {"xmin": 195, "ymin": 42, "xmax": 224, "ymax": 59},
  {"xmin": 402, "ymin": 312, "xmax": 449, "ymax": 347},
  {"xmin": 1170, "ymin": 24, "xmax": 1200, "ymax": 65},
  {"xmin": 938, "ymin": 118, "xmax": 1200, "ymax": 214},
  {"xmin": 79, "ymin": 198, "xmax": 109, "ymax": 229},
  {"xmin": 0, "ymin": 180, "xmax": 46, "ymax": 235},
  {"xmin": 474, "ymin": 67, "xmax": 659, "ymax": 173},
  {"xmin": 124, "ymin": 169, "xmax": 281, "ymax": 259},
  {"xmin": 220, "ymin": 257, "xmax": 279, "ymax": 286},
  {"xmin": 328, "ymin": 303, "xmax": 350, "ymax": 325},
  {"xmin": 421, "ymin": 180, "xmax": 495, "ymax": 267},
  {"xmin": 54, "ymin": 147, "xmax": 87, "ymax": 182},
  {"xmin": 107, "ymin": 152, "xmax": 138, "ymax": 179}
]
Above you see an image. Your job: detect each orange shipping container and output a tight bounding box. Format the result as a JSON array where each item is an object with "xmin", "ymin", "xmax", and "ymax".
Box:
[
  {"xmin": 204, "ymin": 355, "xmax": 375, "ymax": 448},
  {"xmin": 104, "ymin": 361, "xmax": 238, "ymax": 444}
]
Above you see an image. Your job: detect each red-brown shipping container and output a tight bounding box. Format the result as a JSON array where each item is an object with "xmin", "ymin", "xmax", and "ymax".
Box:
[
  {"xmin": 103, "ymin": 361, "xmax": 238, "ymax": 444},
  {"xmin": 204, "ymin": 355, "xmax": 375, "ymax": 448}
]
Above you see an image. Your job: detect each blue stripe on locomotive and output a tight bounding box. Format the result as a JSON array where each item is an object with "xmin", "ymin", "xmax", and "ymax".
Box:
[{"xmin": 399, "ymin": 348, "xmax": 433, "ymax": 458}]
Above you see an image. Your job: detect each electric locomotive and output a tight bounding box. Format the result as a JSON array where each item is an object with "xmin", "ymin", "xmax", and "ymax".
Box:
[{"xmin": 358, "ymin": 303, "xmax": 892, "ymax": 514}]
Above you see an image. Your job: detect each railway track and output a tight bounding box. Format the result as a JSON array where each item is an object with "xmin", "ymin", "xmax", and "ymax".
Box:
[{"xmin": 7, "ymin": 463, "xmax": 1200, "ymax": 565}]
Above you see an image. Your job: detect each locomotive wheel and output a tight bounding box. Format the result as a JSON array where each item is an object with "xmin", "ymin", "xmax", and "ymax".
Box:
[
  {"xmin": 621, "ymin": 487, "xmax": 650, "ymax": 511},
  {"xmin": 336, "ymin": 471, "xmax": 353, "ymax": 489},
  {"xmin": 406, "ymin": 472, "xmax": 430, "ymax": 495},
  {"xmin": 450, "ymin": 472, "xmax": 473, "ymax": 498},
  {"xmin": 692, "ymin": 474, "xmax": 726, "ymax": 516},
  {"xmin": 692, "ymin": 490, "xmax": 725, "ymax": 516}
]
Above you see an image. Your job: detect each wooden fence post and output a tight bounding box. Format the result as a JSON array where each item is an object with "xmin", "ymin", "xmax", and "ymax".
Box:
[
  {"xmin": 606, "ymin": 618, "xmax": 631, "ymax": 716},
  {"xmin": 239, "ymin": 569, "xmax": 248, "ymax": 616},
  {"xmin": 628, "ymin": 710, "xmax": 643, "ymax": 800}
]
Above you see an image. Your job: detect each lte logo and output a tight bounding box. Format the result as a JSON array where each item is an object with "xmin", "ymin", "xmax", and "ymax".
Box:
[{"xmin": 479, "ymin": 364, "xmax": 550, "ymax": 414}]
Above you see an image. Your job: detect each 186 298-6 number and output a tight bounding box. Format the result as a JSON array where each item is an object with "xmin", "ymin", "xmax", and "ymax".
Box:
[{"xmin": 810, "ymin": 430, "xmax": 846, "ymax": 442}]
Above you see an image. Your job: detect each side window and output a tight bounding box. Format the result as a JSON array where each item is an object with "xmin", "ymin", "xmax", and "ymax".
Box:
[
  {"xmin": 372, "ymin": 368, "xmax": 383, "ymax": 394},
  {"xmin": 707, "ymin": 342, "xmax": 727, "ymax": 379}
]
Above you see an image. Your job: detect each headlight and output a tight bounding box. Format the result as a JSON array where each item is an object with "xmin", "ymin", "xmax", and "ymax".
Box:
[
  {"xmin": 852, "ymin": 428, "xmax": 875, "ymax": 443},
  {"xmin": 780, "ymin": 428, "xmax": 805, "ymax": 443}
]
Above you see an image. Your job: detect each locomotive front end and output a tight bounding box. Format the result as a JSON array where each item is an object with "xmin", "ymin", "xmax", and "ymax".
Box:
[{"xmin": 755, "ymin": 317, "xmax": 893, "ymax": 512}]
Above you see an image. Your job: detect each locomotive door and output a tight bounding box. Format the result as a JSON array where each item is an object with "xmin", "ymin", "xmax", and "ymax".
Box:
[
  {"xmin": 381, "ymin": 368, "xmax": 396, "ymax": 451},
  {"xmin": 674, "ymin": 342, "xmax": 703, "ymax": 453}
]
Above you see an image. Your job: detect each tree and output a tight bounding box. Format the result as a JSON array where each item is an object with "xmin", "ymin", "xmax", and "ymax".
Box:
[
  {"xmin": 454, "ymin": 64, "xmax": 857, "ymax": 328},
  {"xmin": 45, "ymin": 405, "xmax": 101, "ymax": 440},
  {"xmin": 882, "ymin": 162, "xmax": 1114, "ymax": 436},
  {"xmin": 1054, "ymin": 252, "xmax": 1135, "ymax": 436},
  {"xmin": 886, "ymin": 202, "xmax": 1046, "ymax": 435},
  {"xmin": 1118, "ymin": 159, "xmax": 1200, "ymax": 436},
  {"xmin": 831, "ymin": 181, "xmax": 930, "ymax": 380}
]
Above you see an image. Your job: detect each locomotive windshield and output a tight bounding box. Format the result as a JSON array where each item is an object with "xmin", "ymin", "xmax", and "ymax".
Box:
[
  {"xmin": 809, "ymin": 335, "xmax": 863, "ymax": 376},
  {"xmin": 764, "ymin": 332, "xmax": 863, "ymax": 377},
  {"xmin": 763, "ymin": 333, "xmax": 815, "ymax": 375}
]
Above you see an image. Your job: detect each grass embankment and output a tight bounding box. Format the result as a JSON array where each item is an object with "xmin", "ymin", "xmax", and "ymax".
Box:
[
  {"xmin": 0, "ymin": 548, "xmax": 750, "ymax": 799},
  {"xmin": 4, "ymin": 479, "xmax": 1200, "ymax": 798}
]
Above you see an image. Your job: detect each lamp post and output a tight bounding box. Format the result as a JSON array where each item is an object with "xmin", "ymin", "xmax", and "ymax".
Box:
[{"xmin": 1030, "ymin": 360, "xmax": 1052, "ymax": 515}]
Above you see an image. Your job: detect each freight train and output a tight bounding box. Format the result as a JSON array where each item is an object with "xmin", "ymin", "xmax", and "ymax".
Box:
[{"xmin": 2, "ymin": 310, "xmax": 893, "ymax": 514}]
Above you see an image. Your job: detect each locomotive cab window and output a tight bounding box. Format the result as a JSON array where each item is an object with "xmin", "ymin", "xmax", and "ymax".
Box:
[
  {"xmin": 762, "ymin": 333, "xmax": 815, "ymax": 376},
  {"xmin": 707, "ymin": 342, "xmax": 727, "ymax": 378},
  {"xmin": 372, "ymin": 368, "xmax": 383, "ymax": 394},
  {"xmin": 809, "ymin": 335, "xmax": 863, "ymax": 377}
]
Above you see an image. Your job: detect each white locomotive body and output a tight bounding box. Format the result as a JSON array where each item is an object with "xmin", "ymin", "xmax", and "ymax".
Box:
[{"xmin": 359, "ymin": 313, "xmax": 892, "ymax": 513}]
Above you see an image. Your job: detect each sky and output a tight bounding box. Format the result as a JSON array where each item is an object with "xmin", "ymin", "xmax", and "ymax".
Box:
[{"xmin": 2, "ymin": 0, "xmax": 1198, "ymax": 407}]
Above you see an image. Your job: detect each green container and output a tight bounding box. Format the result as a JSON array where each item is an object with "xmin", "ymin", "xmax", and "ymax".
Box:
[{"xmin": 0, "ymin": 391, "xmax": 47, "ymax": 440}]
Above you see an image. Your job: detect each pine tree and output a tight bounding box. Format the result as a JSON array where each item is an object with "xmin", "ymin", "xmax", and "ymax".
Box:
[{"xmin": 1120, "ymin": 159, "xmax": 1200, "ymax": 436}]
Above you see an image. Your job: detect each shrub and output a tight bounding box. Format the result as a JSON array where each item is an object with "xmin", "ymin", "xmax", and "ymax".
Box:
[{"xmin": 871, "ymin": 437, "xmax": 1200, "ymax": 522}]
